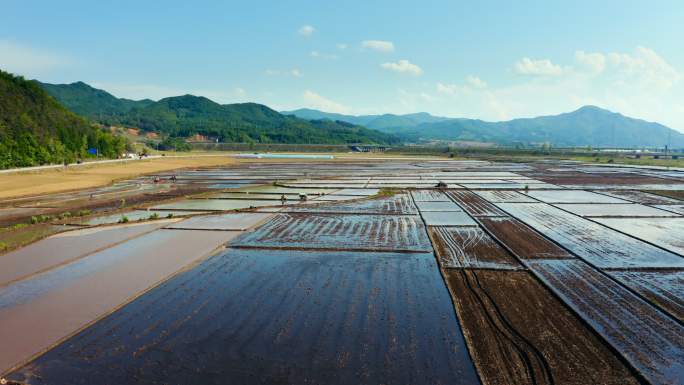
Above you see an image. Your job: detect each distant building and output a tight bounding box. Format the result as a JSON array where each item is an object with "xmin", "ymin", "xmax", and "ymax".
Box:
[{"xmin": 350, "ymin": 145, "xmax": 387, "ymax": 153}]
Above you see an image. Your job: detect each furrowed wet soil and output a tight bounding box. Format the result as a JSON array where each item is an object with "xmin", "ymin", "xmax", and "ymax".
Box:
[
  {"xmin": 444, "ymin": 269, "xmax": 641, "ymax": 385},
  {"xmin": 6, "ymin": 249, "xmax": 480, "ymax": 385}
]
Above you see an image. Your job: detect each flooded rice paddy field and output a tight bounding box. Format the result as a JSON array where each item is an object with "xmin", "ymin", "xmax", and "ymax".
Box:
[{"xmin": 2, "ymin": 159, "xmax": 684, "ymax": 384}]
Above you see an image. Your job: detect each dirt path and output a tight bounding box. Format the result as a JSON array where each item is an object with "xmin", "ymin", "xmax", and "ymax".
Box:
[{"xmin": 0, "ymin": 156, "xmax": 237, "ymax": 200}]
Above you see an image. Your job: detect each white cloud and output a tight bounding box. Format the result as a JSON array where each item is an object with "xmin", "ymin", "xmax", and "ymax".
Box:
[
  {"xmin": 436, "ymin": 76, "xmax": 486, "ymax": 95},
  {"xmin": 362, "ymin": 40, "xmax": 395, "ymax": 53},
  {"xmin": 466, "ymin": 75, "xmax": 487, "ymax": 89},
  {"xmin": 303, "ymin": 90, "xmax": 350, "ymax": 114},
  {"xmin": 425, "ymin": 46, "xmax": 684, "ymax": 131},
  {"xmin": 0, "ymin": 39, "xmax": 73, "ymax": 77},
  {"xmin": 336, "ymin": 43, "xmax": 348, "ymax": 50},
  {"xmin": 264, "ymin": 68, "xmax": 303, "ymax": 78},
  {"xmin": 575, "ymin": 51, "xmax": 606, "ymax": 74},
  {"xmin": 381, "ymin": 60, "xmax": 423, "ymax": 76},
  {"xmin": 310, "ymin": 51, "xmax": 338, "ymax": 60},
  {"xmin": 436, "ymin": 82, "xmax": 462, "ymax": 95},
  {"xmin": 607, "ymin": 46, "xmax": 681, "ymax": 89},
  {"xmin": 298, "ymin": 25, "xmax": 315, "ymax": 37},
  {"xmin": 514, "ymin": 57, "xmax": 565, "ymax": 76}
]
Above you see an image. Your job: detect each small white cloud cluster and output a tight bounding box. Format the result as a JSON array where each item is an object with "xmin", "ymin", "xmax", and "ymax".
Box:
[
  {"xmin": 514, "ymin": 57, "xmax": 565, "ymax": 76},
  {"xmin": 303, "ymin": 90, "xmax": 350, "ymax": 113},
  {"xmin": 513, "ymin": 47, "xmax": 681, "ymax": 91},
  {"xmin": 362, "ymin": 40, "xmax": 395, "ymax": 53},
  {"xmin": 436, "ymin": 76, "xmax": 487, "ymax": 95},
  {"xmin": 298, "ymin": 25, "xmax": 315, "ymax": 37},
  {"xmin": 310, "ymin": 51, "xmax": 338, "ymax": 60},
  {"xmin": 265, "ymin": 68, "xmax": 302, "ymax": 78},
  {"xmin": 381, "ymin": 59, "xmax": 423, "ymax": 76}
]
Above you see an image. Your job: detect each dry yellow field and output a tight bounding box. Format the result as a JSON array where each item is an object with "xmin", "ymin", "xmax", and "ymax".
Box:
[{"xmin": 0, "ymin": 156, "xmax": 237, "ymax": 199}]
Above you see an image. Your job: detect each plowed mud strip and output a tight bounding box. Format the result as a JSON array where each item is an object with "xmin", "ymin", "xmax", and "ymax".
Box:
[
  {"xmin": 528, "ymin": 260, "xmax": 684, "ymax": 385},
  {"xmin": 411, "ymin": 192, "xmax": 562, "ymax": 385},
  {"xmin": 494, "ymin": 202, "xmax": 684, "ymax": 269},
  {"xmin": 445, "ymin": 190, "xmax": 508, "ymax": 217},
  {"xmin": 460, "ymin": 213, "xmax": 648, "ymax": 383},
  {"xmin": 589, "ymin": 189, "xmax": 682, "ymax": 206},
  {"xmin": 231, "ymin": 213, "xmax": 432, "ymax": 253},
  {"xmin": 521, "ymin": 193, "xmax": 684, "ymax": 259},
  {"xmin": 445, "ymin": 269, "xmax": 640, "ymax": 385},
  {"xmin": 285, "ymin": 193, "xmax": 419, "ymax": 215},
  {"xmin": 470, "ymin": 211, "xmax": 680, "ymax": 383},
  {"xmin": 449, "ymin": 268, "xmax": 553, "ymax": 385},
  {"xmin": 493, "ymin": 202, "xmax": 684, "ymax": 325},
  {"xmin": 607, "ymin": 269, "xmax": 684, "ymax": 322},
  {"xmin": 428, "ymin": 227, "xmax": 524, "ymax": 270}
]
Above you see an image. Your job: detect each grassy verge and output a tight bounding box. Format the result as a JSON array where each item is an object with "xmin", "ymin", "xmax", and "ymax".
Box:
[
  {"xmin": 568, "ymin": 155, "xmax": 684, "ymax": 168},
  {"xmin": 0, "ymin": 223, "xmax": 65, "ymax": 254}
]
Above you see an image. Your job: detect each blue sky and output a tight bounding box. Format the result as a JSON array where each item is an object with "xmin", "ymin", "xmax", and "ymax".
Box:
[{"xmin": 2, "ymin": 0, "xmax": 684, "ymax": 130}]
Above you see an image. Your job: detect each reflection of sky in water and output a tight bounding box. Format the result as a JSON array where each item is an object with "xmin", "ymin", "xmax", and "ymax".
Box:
[{"xmin": 0, "ymin": 231, "xmax": 175, "ymax": 310}]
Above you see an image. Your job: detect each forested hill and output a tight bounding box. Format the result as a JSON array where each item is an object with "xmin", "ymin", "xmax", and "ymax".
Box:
[
  {"xmin": 0, "ymin": 71, "xmax": 126, "ymax": 169},
  {"xmin": 39, "ymin": 82, "xmax": 400, "ymax": 145},
  {"xmin": 37, "ymin": 80, "xmax": 153, "ymax": 120}
]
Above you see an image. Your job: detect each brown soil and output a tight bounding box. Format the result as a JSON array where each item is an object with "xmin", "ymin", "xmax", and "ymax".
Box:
[
  {"xmin": 649, "ymin": 190, "xmax": 684, "ymax": 201},
  {"xmin": 534, "ymin": 173, "xmax": 675, "ymax": 185},
  {"xmin": 429, "ymin": 226, "xmax": 521, "ymax": 269},
  {"xmin": 478, "ymin": 217, "xmax": 574, "ymax": 259},
  {"xmin": 445, "ymin": 269, "xmax": 641, "ymax": 385},
  {"xmin": 446, "ymin": 190, "xmax": 507, "ymax": 216}
]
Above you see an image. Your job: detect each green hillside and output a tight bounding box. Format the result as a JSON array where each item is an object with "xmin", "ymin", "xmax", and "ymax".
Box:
[
  {"xmin": 0, "ymin": 71, "xmax": 126, "ymax": 169},
  {"xmin": 38, "ymin": 81, "xmax": 153, "ymax": 121},
  {"xmin": 40, "ymin": 82, "xmax": 400, "ymax": 145}
]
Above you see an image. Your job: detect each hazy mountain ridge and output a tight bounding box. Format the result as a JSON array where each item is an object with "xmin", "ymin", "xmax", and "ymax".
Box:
[
  {"xmin": 285, "ymin": 106, "xmax": 684, "ymax": 148},
  {"xmin": 281, "ymin": 109, "xmax": 451, "ymax": 131},
  {"xmin": 38, "ymin": 82, "xmax": 400, "ymax": 145}
]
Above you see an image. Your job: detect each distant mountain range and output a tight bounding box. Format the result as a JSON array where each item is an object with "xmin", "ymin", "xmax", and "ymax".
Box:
[
  {"xmin": 37, "ymin": 81, "xmax": 399, "ymax": 146},
  {"xmin": 283, "ymin": 107, "xmax": 684, "ymax": 148},
  {"xmin": 35, "ymin": 79, "xmax": 684, "ymax": 149},
  {"xmin": 281, "ymin": 109, "xmax": 451, "ymax": 130}
]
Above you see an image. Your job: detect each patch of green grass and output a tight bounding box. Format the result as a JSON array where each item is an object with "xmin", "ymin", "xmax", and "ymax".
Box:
[
  {"xmin": 30, "ymin": 214, "xmax": 53, "ymax": 224},
  {"xmin": 0, "ymin": 224, "xmax": 63, "ymax": 254},
  {"xmin": 377, "ymin": 188, "xmax": 398, "ymax": 197},
  {"xmin": 648, "ymin": 190, "xmax": 684, "ymax": 201}
]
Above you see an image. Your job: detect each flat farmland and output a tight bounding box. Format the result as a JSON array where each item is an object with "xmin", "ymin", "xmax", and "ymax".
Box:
[
  {"xmin": 7, "ymin": 249, "xmax": 480, "ymax": 385},
  {"xmin": 1, "ymin": 158, "xmax": 683, "ymax": 385}
]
